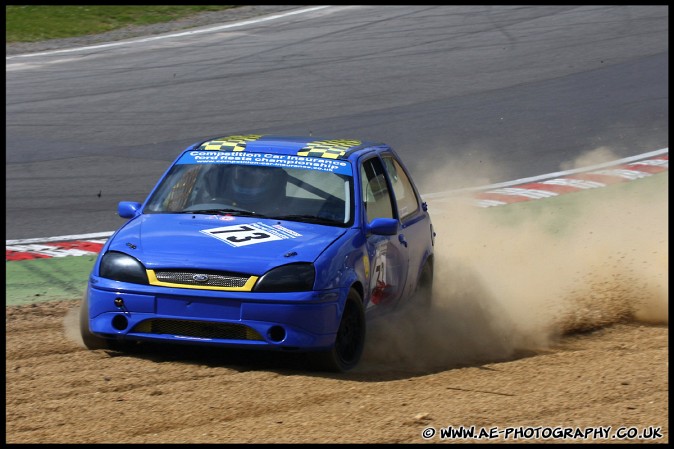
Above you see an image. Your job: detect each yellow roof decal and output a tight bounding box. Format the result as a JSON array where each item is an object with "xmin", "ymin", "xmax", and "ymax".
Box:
[
  {"xmin": 297, "ymin": 139, "xmax": 362, "ymax": 159},
  {"xmin": 198, "ymin": 134, "xmax": 263, "ymax": 152}
]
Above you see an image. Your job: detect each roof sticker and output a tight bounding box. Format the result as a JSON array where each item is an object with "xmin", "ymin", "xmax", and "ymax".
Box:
[
  {"xmin": 198, "ymin": 134, "xmax": 263, "ymax": 152},
  {"xmin": 297, "ymin": 139, "xmax": 362, "ymax": 159}
]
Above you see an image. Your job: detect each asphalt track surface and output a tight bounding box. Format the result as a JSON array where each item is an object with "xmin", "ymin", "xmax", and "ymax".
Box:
[
  {"xmin": 5, "ymin": 6, "xmax": 669, "ymax": 444},
  {"xmin": 5, "ymin": 5, "xmax": 668, "ymax": 240}
]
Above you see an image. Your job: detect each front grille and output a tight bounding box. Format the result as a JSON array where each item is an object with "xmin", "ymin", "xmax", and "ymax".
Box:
[
  {"xmin": 132, "ymin": 319, "xmax": 263, "ymax": 341},
  {"xmin": 154, "ymin": 270, "xmax": 250, "ymax": 288}
]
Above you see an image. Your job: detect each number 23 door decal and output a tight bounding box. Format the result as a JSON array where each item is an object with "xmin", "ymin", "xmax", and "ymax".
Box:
[{"xmin": 369, "ymin": 242, "xmax": 391, "ymax": 305}]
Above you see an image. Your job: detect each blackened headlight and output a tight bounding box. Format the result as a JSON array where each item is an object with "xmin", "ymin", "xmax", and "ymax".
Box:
[
  {"xmin": 99, "ymin": 251, "xmax": 149, "ymax": 284},
  {"xmin": 254, "ymin": 263, "xmax": 315, "ymax": 292}
]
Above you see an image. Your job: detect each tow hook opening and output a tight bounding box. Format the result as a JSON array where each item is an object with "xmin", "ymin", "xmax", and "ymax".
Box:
[{"xmin": 112, "ymin": 314, "xmax": 129, "ymax": 331}]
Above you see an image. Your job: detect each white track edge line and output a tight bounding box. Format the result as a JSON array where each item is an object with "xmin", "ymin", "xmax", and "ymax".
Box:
[
  {"xmin": 6, "ymin": 6, "xmax": 331, "ymax": 60},
  {"xmin": 422, "ymin": 147, "xmax": 668, "ymax": 198}
]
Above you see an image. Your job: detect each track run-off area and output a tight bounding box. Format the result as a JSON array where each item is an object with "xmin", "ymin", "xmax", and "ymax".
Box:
[{"xmin": 6, "ymin": 150, "xmax": 668, "ymax": 443}]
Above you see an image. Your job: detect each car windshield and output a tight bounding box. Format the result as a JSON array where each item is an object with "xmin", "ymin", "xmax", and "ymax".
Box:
[{"xmin": 144, "ymin": 154, "xmax": 354, "ymax": 226}]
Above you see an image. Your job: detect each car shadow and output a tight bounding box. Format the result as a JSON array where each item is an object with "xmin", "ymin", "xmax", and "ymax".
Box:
[
  {"xmin": 101, "ymin": 337, "xmax": 543, "ymax": 382},
  {"xmin": 97, "ymin": 255, "xmax": 635, "ymax": 380}
]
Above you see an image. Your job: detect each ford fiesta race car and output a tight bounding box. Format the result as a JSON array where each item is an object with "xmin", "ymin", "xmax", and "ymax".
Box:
[{"xmin": 80, "ymin": 134, "xmax": 435, "ymax": 371}]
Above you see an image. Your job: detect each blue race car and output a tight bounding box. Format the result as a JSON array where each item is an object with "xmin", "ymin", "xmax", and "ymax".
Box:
[{"xmin": 80, "ymin": 134, "xmax": 435, "ymax": 371}]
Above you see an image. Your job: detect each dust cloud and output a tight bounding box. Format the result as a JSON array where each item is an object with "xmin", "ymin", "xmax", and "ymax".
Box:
[
  {"xmin": 62, "ymin": 147, "xmax": 667, "ymax": 373},
  {"xmin": 360, "ymin": 148, "xmax": 668, "ymax": 372},
  {"xmin": 559, "ymin": 145, "xmax": 619, "ymax": 171},
  {"xmin": 63, "ymin": 307, "xmax": 86, "ymax": 348}
]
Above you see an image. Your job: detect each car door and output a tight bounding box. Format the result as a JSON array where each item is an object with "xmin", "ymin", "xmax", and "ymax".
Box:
[
  {"xmin": 360, "ymin": 155, "xmax": 408, "ymax": 312},
  {"xmin": 381, "ymin": 153, "xmax": 432, "ymax": 303}
]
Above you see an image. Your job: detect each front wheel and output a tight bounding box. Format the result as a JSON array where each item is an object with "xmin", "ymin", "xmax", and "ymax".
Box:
[
  {"xmin": 313, "ymin": 289, "xmax": 366, "ymax": 372},
  {"xmin": 79, "ymin": 294, "xmax": 135, "ymax": 351},
  {"xmin": 79, "ymin": 294, "xmax": 113, "ymax": 349}
]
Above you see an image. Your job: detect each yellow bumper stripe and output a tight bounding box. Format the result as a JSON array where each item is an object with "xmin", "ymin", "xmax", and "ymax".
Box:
[{"xmin": 147, "ymin": 270, "xmax": 258, "ymax": 292}]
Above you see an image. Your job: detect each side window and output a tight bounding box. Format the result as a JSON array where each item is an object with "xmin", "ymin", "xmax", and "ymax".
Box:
[
  {"xmin": 382, "ymin": 155, "xmax": 419, "ymax": 220},
  {"xmin": 360, "ymin": 157, "xmax": 394, "ymax": 222}
]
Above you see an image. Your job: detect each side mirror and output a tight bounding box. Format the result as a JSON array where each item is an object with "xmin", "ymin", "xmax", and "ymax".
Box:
[
  {"xmin": 118, "ymin": 201, "xmax": 142, "ymax": 219},
  {"xmin": 367, "ymin": 217, "xmax": 399, "ymax": 236}
]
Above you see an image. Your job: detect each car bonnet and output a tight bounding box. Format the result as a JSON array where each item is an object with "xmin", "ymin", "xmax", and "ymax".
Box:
[{"xmin": 106, "ymin": 214, "xmax": 347, "ymax": 275}]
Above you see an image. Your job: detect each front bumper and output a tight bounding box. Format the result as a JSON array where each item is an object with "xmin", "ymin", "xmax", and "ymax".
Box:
[{"xmin": 85, "ymin": 277, "xmax": 345, "ymax": 351}]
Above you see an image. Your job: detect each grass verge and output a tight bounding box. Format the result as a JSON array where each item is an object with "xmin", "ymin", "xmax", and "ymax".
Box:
[{"xmin": 6, "ymin": 5, "xmax": 238, "ymax": 43}]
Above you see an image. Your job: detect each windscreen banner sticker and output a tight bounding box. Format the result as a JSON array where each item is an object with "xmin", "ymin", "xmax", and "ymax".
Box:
[
  {"xmin": 178, "ymin": 151, "xmax": 352, "ymax": 175},
  {"xmin": 201, "ymin": 222, "xmax": 302, "ymax": 247}
]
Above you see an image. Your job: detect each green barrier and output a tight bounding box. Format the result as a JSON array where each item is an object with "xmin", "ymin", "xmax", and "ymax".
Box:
[{"xmin": 5, "ymin": 171, "xmax": 667, "ymax": 306}]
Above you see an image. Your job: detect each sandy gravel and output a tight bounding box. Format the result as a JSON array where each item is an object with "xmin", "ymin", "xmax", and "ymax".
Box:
[
  {"xmin": 5, "ymin": 299, "xmax": 668, "ymax": 444},
  {"xmin": 6, "ymin": 185, "xmax": 669, "ymax": 443},
  {"xmin": 5, "ymin": 6, "xmax": 668, "ymax": 444}
]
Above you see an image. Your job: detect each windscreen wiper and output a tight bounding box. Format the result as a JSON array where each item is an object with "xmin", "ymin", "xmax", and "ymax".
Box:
[
  {"xmin": 272, "ymin": 214, "xmax": 342, "ymax": 225},
  {"xmin": 179, "ymin": 209, "xmax": 269, "ymax": 218}
]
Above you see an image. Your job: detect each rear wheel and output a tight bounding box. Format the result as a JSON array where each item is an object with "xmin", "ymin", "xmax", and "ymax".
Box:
[
  {"xmin": 414, "ymin": 261, "xmax": 434, "ymax": 309},
  {"xmin": 313, "ymin": 289, "xmax": 366, "ymax": 372}
]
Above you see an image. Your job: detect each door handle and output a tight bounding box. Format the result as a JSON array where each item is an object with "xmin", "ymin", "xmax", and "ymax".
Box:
[{"xmin": 398, "ymin": 234, "xmax": 408, "ymax": 247}]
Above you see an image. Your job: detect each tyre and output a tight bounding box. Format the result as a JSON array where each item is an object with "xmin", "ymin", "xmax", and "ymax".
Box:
[
  {"xmin": 79, "ymin": 295, "xmax": 136, "ymax": 351},
  {"xmin": 414, "ymin": 261, "xmax": 434, "ymax": 309},
  {"xmin": 313, "ymin": 289, "xmax": 366, "ymax": 372},
  {"xmin": 79, "ymin": 294, "xmax": 114, "ymax": 350}
]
